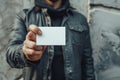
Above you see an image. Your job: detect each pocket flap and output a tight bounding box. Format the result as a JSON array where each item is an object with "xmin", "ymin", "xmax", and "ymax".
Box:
[{"xmin": 69, "ymin": 24, "xmax": 88, "ymax": 32}]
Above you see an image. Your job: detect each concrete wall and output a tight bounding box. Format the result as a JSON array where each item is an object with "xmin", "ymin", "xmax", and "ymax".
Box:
[
  {"xmin": 0, "ymin": 1, "xmax": 24, "ymax": 80},
  {"xmin": 90, "ymin": 0, "xmax": 120, "ymax": 80},
  {"xmin": 0, "ymin": 0, "xmax": 120, "ymax": 80}
]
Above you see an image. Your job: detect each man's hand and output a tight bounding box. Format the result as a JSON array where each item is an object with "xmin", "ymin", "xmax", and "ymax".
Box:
[{"xmin": 22, "ymin": 24, "xmax": 46, "ymax": 61}]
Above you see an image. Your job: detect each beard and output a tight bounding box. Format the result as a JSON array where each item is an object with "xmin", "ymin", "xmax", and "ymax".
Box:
[{"xmin": 49, "ymin": 0, "xmax": 60, "ymax": 2}]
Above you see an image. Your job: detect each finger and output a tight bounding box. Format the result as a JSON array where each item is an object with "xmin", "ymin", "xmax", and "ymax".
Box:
[
  {"xmin": 26, "ymin": 31, "xmax": 36, "ymax": 41},
  {"xmin": 22, "ymin": 46, "xmax": 35, "ymax": 55},
  {"xmin": 24, "ymin": 40, "xmax": 36, "ymax": 49},
  {"xmin": 35, "ymin": 46, "xmax": 46, "ymax": 51},
  {"xmin": 23, "ymin": 46, "xmax": 44, "ymax": 55},
  {"xmin": 23, "ymin": 46, "xmax": 44, "ymax": 61},
  {"xmin": 28, "ymin": 51, "xmax": 42, "ymax": 61},
  {"xmin": 29, "ymin": 24, "xmax": 42, "ymax": 35}
]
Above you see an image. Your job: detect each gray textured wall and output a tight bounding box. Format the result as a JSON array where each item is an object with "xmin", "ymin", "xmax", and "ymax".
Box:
[
  {"xmin": 0, "ymin": 1, "xmax": 24, "ymax": 80},
  {"xmin": 0, "ymin": 0, "xmax": 120, "ymax": 80},
  {"xmin": 90, "ymin": 0, "xmax": 120, "ymax": 80}
]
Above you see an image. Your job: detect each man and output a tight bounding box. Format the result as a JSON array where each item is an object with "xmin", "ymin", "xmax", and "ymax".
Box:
[{"xmin": 6, "ymin": 0, "xmax": 95, "ymax": 80}]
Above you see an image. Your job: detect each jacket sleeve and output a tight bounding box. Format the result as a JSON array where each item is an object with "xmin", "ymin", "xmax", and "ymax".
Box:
[
  {"xmin": 6, "ymin": 11, "xmax": 37, "ymax": 68},
  {"xmin": 82, "ymin": 19, "xmax": 95, "ymax": 80}
]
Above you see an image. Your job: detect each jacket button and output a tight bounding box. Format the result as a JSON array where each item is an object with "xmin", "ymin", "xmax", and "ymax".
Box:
[
  {"xmin": 71, "ymin": 27, "xmax": 74, "ymax": 29},
  {"xmin": 79, "ymin": 29, "xmax": 81, "ymax": 31},
  {"xmin": 69, "ymin": 69, "xmax": 72, "ymax": 73},
  {"xmin": 67, "ymin": 67, "xmax": 73, "ymax": 73}
]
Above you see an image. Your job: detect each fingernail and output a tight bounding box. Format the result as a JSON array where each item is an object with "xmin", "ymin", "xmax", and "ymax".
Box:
[
  {"xmin": 38, "ymin": 31, "xmax": 42, "ymax": 35},
  {"xmin": 30, "ymin": 52, "xmax": 33, "ymax": 55}
]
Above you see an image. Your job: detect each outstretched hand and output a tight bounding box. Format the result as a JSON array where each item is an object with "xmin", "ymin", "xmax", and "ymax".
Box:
[{"xmin": 22, "ymin": 24, "xmax": 46, "ymax": 61}]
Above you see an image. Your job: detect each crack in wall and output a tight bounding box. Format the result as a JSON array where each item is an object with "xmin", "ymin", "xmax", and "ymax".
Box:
[
  {"xmin": 90, "ymin": 4, "xmax": 120, "ymax": 12},
  {"xmin": 90, "ymin": 4, "xmax": 120, "ymax": 15}
]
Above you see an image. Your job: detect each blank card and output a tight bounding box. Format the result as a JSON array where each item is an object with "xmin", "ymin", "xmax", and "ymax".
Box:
[{"xmin": 36, "ymin": 27, "xmax": 66, "ymax": 45}]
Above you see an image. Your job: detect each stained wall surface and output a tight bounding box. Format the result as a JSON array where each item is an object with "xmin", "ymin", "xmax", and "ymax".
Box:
[{"xmin": 90, "ymin": 0, "xmax": 120, "ymax": 80}]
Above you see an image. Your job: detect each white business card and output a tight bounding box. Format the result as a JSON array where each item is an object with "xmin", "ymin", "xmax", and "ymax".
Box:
[{"xmin": 36, "ymin": 27, "xmax": 66, "ymax": 45}]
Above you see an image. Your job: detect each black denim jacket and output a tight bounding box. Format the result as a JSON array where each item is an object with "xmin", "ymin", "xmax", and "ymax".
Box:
[{"xmin": 6, "ymin": 7, "xmax": 95, "ymax": 80}]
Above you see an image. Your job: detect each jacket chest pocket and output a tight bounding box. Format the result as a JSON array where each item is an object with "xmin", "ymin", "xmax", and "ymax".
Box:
[{"xmin": 68, "ymin": 24, "xmax": 88, "ymax": 45}]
